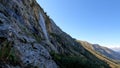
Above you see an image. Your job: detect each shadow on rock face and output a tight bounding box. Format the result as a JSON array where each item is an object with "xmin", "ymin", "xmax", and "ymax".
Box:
[{"xmin": 0, "ymin": 37, "xmax": 6, "ymax": 44}]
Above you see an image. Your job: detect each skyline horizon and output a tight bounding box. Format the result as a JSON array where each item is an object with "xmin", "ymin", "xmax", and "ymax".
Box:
[{"xmin": 37, "ymin": 0, "xmax": 120, "ymax": 48}]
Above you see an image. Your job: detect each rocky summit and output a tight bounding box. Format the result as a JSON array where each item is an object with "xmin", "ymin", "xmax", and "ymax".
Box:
[{"xmin": 0, "ymin": 0, "xmax": 117, "ymax": 68}]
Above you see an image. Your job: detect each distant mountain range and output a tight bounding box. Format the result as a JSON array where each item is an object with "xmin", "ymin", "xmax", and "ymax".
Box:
[
  {"xmin": 78, "ymin": 40, "xmax": 120, "ymax": 61},
  {"xmin": 92, "ymin": 44, "xmax": 120, "ymax": 60},
  {"xmin": 77, "ymin": 40, "xmax": 120, "ymax": 67},
  {"xmin": 111, "ymin": 47, "xmax": 120, "ymax": 53}
]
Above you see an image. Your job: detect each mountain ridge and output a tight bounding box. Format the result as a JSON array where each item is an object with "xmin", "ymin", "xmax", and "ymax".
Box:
[
  {"xmin": 92, "ymin": 44, "xmax": 120, "ymax": 60},
  {"xmin": 77, "ymin": 40, "xmax": 120, "ymax": 68}
]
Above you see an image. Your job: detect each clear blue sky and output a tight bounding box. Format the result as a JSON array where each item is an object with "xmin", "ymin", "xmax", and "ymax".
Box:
[{"xmin": 37, "ymin": 0, "xmax": 120, "ymax": 48}]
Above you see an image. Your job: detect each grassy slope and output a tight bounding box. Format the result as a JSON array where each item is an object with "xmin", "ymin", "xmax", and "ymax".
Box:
[{"xmin": 77, "ymin": 40, "xmax": 120, "ymax": 68}]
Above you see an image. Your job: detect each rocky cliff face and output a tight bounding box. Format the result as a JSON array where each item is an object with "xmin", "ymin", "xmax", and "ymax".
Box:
[
  {"xmin": 0, "ymin": 0, "xmax": 58, "ymax": 68},
  {"xmin": 0, "ymin": 0, "xmax": 111, "ymax": 68}
]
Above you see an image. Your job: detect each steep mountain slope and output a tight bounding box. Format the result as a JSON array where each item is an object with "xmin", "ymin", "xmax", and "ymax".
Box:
[
  {"xmin": 77, "ymin": 40, "xmax": 120, "ymax": 68},
  {"xmin": 0, "ymin": 0, "xmax": 113, "ymax": 68},
  {"xmin": 92, "ymin": 44, "xmax": 120, "ymax": 60}
]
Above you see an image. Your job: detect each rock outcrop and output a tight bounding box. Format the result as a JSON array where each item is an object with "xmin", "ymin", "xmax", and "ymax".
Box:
[
  {"xmin": 0, "ymin": 0, "xmax": 57, "ymax": 68},
  {"xmin": 0, "ymin": 0, "xmax": 111, "ymax": 68}
]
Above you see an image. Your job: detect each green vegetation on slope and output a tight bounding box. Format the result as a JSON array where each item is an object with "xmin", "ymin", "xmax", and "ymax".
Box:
[
  {"xmin": 50, "ymin": 52, "xmax": 110, "ymax": 68},
  {"xmin": 49, "ymin": 33, "xmax": 112, "ymax": 68},
  {"xmin": 0, "ymin": 39, "xmax": 19, "ymax": 65}
]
